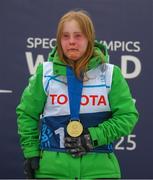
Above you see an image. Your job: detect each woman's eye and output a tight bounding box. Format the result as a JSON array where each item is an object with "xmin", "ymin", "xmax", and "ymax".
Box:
[
  {"xmin": 63, "ymin": 34, "xmax": 69, "ymax": 38},
  {"xmin": 75, "ymin": 34, "xmax": 81, "ymax": 38}
]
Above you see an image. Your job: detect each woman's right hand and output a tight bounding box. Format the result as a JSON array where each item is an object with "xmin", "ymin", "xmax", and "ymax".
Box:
[{"xmin": 24, "ymin": 157, "xmax": 40, "ymax": 179}]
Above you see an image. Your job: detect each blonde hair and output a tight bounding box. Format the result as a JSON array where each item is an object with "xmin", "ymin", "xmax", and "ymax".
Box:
[{"xmin": 56, "ymin": 10, "xmax": 95, "ymax": 79}]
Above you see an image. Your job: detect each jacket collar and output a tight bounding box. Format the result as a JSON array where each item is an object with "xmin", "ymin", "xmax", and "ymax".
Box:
[{"xmin": 48, "ymin": 41, "xmax": 108, "ymax": 76}]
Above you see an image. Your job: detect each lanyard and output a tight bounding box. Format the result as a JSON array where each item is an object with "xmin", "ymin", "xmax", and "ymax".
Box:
[{"xmin": 66, "ymin": 66, "xmax": 83, "ymax": 120}]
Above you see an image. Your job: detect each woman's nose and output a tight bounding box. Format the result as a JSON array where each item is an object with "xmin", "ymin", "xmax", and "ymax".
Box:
[{"xmin": 69, "ymin": 36, "xmax": 75, "ymax": 44}]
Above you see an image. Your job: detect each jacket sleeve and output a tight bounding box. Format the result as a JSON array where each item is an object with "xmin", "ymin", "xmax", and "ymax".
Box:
[
  {"xmin": 16, "ymin": 64, "xmax": 47, "ymax": 158},
  {"xmin": 89, "ymin": 65, "xmax": 139, "ymax": 146}
]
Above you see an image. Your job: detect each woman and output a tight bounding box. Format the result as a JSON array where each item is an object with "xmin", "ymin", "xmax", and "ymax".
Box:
[{"xmin": 16, "ymin": 10, "xmax": 139, "ymax": 179}]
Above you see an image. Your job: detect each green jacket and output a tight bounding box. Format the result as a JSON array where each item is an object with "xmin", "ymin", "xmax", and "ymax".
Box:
[{"xmin": 16, "ymin": 42, "xmax": 139, "ymax": 158}]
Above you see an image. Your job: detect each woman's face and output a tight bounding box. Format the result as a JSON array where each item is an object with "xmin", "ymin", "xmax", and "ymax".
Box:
[{"xmin": 61, "ymin": 19, "xmax": 88, "ymax": 61}]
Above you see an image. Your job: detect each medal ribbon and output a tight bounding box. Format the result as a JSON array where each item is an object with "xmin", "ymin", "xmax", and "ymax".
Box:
[{"xmin": 66, "ymin": 66, "xmax": 83, "ymax": 120}]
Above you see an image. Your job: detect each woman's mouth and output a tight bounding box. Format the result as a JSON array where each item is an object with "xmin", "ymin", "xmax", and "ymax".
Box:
[
  {"xmin": 67, "ymin": 49, "xmax": 80, "ymax": 60},
  {"xmin": 68, "ymin": 48, "xmax": 79, "ymax": 51}
]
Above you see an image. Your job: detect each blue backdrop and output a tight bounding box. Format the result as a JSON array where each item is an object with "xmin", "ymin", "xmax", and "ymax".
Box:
[{"xmin": 0, "ymin": 0, "xmax": 153, "ymax": 179}]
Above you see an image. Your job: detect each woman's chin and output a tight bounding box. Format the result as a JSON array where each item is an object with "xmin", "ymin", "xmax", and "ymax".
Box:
[{"xmin": 68, "ymin": 55, "xmax": 80, "ymax": 61}]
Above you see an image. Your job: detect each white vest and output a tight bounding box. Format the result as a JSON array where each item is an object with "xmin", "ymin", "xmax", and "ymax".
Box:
[{"xmin": 42, "ymin": 62, "xmax": 114, "ymax": 117}]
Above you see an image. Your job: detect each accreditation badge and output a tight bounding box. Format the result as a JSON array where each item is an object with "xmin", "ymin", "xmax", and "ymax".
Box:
[{"xmin": 67, "ymin": 120, "xmax": 83, "ymax": 137}]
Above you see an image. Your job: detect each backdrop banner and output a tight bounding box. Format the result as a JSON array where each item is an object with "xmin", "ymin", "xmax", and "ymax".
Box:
[{"xmin": 0, "ymin": 0, "xmax": 153, "ymax": 178}]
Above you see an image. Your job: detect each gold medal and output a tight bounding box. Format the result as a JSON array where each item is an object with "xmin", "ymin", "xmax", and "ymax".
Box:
[{"xmin": 67, "ymin": 120, "xmax": 83, "ymax": 137}]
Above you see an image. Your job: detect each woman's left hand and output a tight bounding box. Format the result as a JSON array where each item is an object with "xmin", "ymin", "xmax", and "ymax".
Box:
[{"xmin": 64, "ymin": 129, "xmax": 93, "ymax": 157}]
